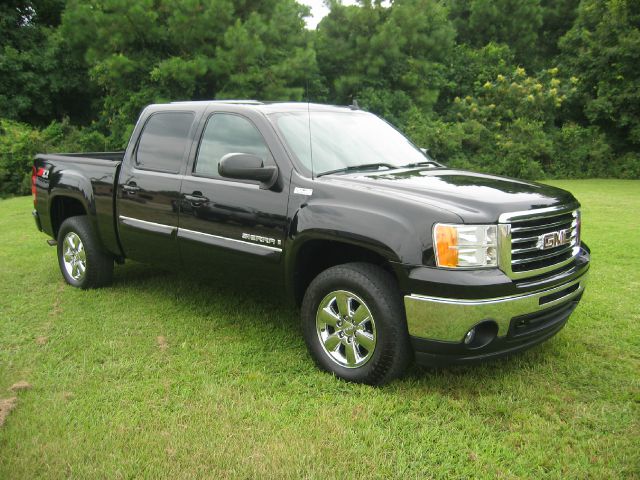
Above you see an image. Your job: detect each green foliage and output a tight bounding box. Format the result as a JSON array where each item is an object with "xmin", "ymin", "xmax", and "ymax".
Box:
[
  {"xmin": 450, "ymin": 67, "xmax": 571, "ymax": 126},
  {"xmin": 448, "ymin": 0, "xmax": 544, "ymax": 67},
  {"xmin": 438, "ymin": 43, "xmax": 515, "ymax": 109},
  {"xmin": 617, "ymin": 152, "xmax": 640, "ymax": 179},
  {"xmin": 60, "ymin": 0, "xmax": 317, "ymax": 139},
  {"xmin": 559, "ymin": 0, "xmax": 640, "ymax": 150},
  {"xmin": 0, "ymin": 0, "xmax": 639, "ymax": 197},
  {"xmin": 0, "ymin": 119, "xmax": 111, "ymax": 197},
  {"xmin": 316, "ymin": 0, "xmax": 455, "ymax": 112},
  {"xmin": 550, "ymin": 123, "xmax": 614, "ymax": 178},
  {"xmin": 538, "ymin": 0, "xmax": 580, "ymax": 61},
  {"xmin": 0, "ymin": 1, "xmax": 94, "ymax": 125},
  {"xmin": 407, "ymin": 68, "xmax": 571, "ymax": 179}
]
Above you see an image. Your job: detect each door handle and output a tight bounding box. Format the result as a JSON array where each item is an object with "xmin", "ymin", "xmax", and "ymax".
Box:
[
  {"xmin": 123, "ymin": 184, "xmax": 140, "ymax": 194},
  {"xmin": 184, "ymin": 193, "xmax": 209, "ymax": 205}
]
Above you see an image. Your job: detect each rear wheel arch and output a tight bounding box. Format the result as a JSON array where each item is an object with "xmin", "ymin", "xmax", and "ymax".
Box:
[{"xmin": 50, "ymin": 195, "xmax": 88, "ymax": 239}]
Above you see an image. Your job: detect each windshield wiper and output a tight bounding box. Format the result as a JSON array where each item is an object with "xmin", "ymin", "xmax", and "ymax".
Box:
[
  {"xmin": 399, "ymin": 161, "xmax": 442, "ymax": 169},
  {"xmin": 316, "ymin": 163, "xmax": 396, "ymax": 177}
]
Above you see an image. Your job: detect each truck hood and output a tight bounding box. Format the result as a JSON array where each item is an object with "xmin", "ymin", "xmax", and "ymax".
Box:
[{"xmin": 321, "ymin": 168, "xmax": 577, "ymax": 223}]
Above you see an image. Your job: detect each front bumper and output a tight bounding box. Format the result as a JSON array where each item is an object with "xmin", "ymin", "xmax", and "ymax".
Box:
[{"xmin": 403, "ymin": 252, "xmax": 589, "ymax": 366}]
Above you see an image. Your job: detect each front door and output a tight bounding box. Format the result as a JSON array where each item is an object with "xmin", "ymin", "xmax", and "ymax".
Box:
[
  {"xmin": 117, "ymin": 110, "xmax": 196, "ymax": 267},
  {"xmin": 178, "ymin": 112, "xmax": 288, "ymax": 280}
]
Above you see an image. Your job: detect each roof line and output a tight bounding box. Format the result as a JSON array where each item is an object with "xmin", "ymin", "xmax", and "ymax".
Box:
[{"xmin": 170, "ymin": 99, "xmax": 263, "ymax": 105}]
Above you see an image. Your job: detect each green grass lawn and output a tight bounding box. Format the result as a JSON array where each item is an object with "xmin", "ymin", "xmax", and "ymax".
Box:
[{"xmin": 1, "ymin": 180, "xmax": 638, "ymax": 479}]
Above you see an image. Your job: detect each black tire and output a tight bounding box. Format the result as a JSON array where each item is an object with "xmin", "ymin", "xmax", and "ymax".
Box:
[
  {"xmin": 57, "ymin": 215, "xmax": 114, "ymax": 289},
  {"xmin": 301, "ymin": 262, "xmax": 412, "ymax": 385}
]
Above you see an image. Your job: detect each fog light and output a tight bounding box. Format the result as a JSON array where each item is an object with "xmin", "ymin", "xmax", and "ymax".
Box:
[
  {"xmin": 464, "ymin": 329, "xmax": 476, "ymax": 345},
  {"xmin": 463, "ymin": 321, "xmax": 498, "ymax": 349}
]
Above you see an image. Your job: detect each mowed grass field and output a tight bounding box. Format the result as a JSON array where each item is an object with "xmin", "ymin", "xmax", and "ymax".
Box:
[{"xmin": 0, "ymin": 180, "xmax": 638, "ymax": 479}]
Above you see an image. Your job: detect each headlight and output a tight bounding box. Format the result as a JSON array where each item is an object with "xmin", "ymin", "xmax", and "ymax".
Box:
[{"xmin": 433, "ymin": 224, "xmax": 498, "ymax": 268}]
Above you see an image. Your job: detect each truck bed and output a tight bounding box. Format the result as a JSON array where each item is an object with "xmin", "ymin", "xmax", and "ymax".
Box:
[{"xmin": 34, "ymin": 151, "xmax": 126, "ymax": 258}]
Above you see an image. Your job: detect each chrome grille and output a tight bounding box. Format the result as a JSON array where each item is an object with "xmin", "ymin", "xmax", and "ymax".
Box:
[{"xmin": 498, "ymin": 205, "xmax": 581, "ymax": 279}]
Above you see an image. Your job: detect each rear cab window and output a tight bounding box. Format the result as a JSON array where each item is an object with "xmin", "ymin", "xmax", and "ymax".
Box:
[{"xmin": 136, "ymin": 112, "xmax": 195, "ymax": 173}]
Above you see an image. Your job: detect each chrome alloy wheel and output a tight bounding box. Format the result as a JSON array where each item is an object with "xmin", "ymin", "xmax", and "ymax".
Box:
[
  {"xmin": 62, "ymin": 232, "xmax": 87, "ymax": 281},
  {"xmin": 315, "ymin": 290, "xmax": 377, "ymax": 368}
]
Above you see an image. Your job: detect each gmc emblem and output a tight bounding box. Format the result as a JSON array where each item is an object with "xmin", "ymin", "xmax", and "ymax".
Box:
[{"xmin": 537, "ymin": 228, "xmax": 572, "ymax": 250}]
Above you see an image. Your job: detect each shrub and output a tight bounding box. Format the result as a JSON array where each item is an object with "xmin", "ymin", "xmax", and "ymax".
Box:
[
  {"xmin": 550, "ymin": 123, "xmax": 613, "ymax": 178},
  {"xmin": 0, "ymin": 119, "xmax": 113, "ymax": 197},
  {"xmin": 617, "ymin": 152, "xmax": 640, "ymax": 179}
]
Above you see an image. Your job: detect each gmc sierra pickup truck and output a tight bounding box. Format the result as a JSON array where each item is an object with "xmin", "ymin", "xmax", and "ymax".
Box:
[{"xmin": 32, "ymin": 101, "xmax": 590, "ymax": 385}]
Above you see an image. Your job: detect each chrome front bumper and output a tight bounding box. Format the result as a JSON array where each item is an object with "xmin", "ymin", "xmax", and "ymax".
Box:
[{"xmin": 404, "ymin": 272, "xmax": 588, "ymax": 342}]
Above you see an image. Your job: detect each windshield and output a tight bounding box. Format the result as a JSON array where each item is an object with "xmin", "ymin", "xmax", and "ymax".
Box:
[{"xmin": 271, "ymin": 111, "xmax": 432, "ymax": 176}]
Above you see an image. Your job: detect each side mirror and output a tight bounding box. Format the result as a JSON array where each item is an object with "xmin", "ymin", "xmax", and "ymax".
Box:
[{"xmin": 218, "ymin": 153, "xmax": 278, "ymax": 189}]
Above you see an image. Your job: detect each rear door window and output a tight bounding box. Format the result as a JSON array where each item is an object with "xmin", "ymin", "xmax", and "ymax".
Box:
[{"xmin": 136, "ymin": 112, "xmax": 195, "ymax": 173}]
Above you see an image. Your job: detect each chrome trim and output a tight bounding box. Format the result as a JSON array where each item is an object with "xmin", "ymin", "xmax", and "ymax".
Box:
[
  {"xmin": 511, "ymin": 218, "xmax": 577, "ymax": 233},
  {"xmin": 315, "ymin": 290, "xmax": 377, "ymax": 368},
  {"xmin": 404, "ymin": 273, "xmax": 587, "ymax": 342},
  {"xmin": 125, "ymin": 170, "xmax": 261, "ymax": 189},
  {"xmin": 177, "ymin": 228, "xmax": 282, "ymax": 253},
  {"xmin": 131, "ymin": 168, "xmax": 183, "ymax": 179},
  {"xmin": 498, "ymin": 202, "xmax": 580, "ymax": 223},
  {"xmin": 512, "ymin": 244, "xmax": 546, "ymax": 255},
  {"xmin": 498, "ymin": 206, "xmax": 581, "ymax": 280},
  {"xmin": 512, "ymin": 235, "xmax": 540, "ymax": 244},
  {"xmin": 188, "ymin": 175, "xmax": 260, "ymax": 189},
  {"xmin": 119, "ymin": 215, "xmax": 176, "ymax": 235},
  {"xmin": 62, "ymin": 232, "xmax": 87, "ymax": 281},
  {"xmin": 511, "ymin": 245, "xmax": 574, "ymax": 265},
  {"xmin": 294, "ymin": 187, "xmax": 313, "ymax": 195}
]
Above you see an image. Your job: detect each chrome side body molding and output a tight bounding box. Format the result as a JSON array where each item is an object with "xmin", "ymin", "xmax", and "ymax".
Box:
[
  {"xmin": 118, "ymin": 215, "xmax": 282, "ymax": 253},
  {"xmin": 119, "ymin": 215, "xmax": 176, "ymax": 236}
]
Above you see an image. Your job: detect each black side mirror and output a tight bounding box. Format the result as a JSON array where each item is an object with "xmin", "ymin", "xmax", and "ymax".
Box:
[{"xmin": 218, "ymin": 153, "xmax": 278, "ymax": 189}]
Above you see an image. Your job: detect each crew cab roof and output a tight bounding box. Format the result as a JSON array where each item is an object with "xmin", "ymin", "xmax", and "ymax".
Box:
[{"xmin": 165, "ymin": 100, "xmax": 358, "ymax": 115}]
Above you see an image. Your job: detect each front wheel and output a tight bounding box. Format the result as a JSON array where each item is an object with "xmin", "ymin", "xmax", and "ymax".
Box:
[
  {"xmin": 57, "ymin": 215, "xmax": 113, "ymax": 289},
  {"xmin": 301, "ymin": 262, "xmax": 412, "ymax": 385}
]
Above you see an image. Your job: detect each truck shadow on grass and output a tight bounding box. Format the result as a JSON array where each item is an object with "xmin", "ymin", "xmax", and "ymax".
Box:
[{"xmin": 110, "ymin": 261, "xmax": 559, "ymax": 390}]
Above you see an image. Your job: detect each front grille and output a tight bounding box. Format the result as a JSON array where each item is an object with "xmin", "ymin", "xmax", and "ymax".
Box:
[{"xmin": 499, "ymin": 206, "xmax": 580, "ymax": 279}]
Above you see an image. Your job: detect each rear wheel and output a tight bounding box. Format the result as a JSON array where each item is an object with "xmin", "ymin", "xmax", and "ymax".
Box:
[
  {"xmin": 301, "ymin": 262, "xmax": 412, "ymax": 385},
  {"xmin": 57, "ymin": 216, "xmax": 113, "ymax": 289}
]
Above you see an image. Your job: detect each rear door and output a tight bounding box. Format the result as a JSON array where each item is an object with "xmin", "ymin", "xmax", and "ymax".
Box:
[
  {"xmin": 177, "ymin": 110, "xmax": 289, "ymax": 279},
  {"xmin": 117, "ymin": 110, "xmax": 197, "ymax": 267}
]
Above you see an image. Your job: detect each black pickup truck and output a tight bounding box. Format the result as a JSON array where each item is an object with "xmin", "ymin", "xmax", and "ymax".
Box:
[{"xmin": 32, "ymin": 101, "xmax": 590, "ymax": 385}]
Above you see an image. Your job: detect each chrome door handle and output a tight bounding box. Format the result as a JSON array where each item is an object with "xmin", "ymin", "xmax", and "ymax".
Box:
[
  {"xmin": 123, "ymin": 184, "xmax": 140, "ymax": 194},
  {"xmin": 184, "ymin": 194, "xmax": 209, "ymax": 205}
]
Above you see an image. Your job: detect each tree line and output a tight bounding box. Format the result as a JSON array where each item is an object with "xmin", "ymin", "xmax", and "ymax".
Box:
[{"xmin": 1, "ymin": 0, "xmax": 639, "ymax": 196}]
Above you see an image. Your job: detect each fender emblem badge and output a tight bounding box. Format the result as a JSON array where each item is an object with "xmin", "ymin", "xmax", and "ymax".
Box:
[
  {"xmin": 242, "ymin": 233, "xmax": 281, "ymax": 247},
  {"xmin": 294, "ymin": 187, "xmax": 313, "ymax": 196}
]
